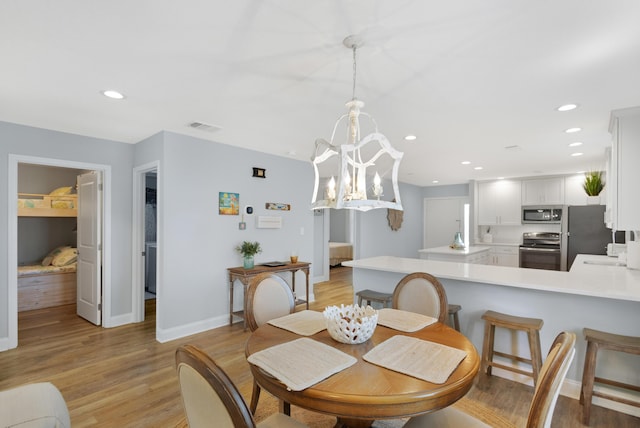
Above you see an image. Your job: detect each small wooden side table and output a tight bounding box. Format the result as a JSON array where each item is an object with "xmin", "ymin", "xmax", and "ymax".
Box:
[{"xmin": 227, "ymin": 262, "xmax": 310, "ymax": 329}]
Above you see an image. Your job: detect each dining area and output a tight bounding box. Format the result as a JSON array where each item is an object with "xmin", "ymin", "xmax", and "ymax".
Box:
[{"xmin": 174, "ymin": 266, "xmax": 582, "ymax": 428}]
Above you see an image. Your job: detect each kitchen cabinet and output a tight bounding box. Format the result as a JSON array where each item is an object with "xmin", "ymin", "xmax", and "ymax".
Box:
[
  {"xmin": 521, "ymin": 178, "xmax": 564, "ymax": 206},
  {"xmin": 477, "ymin": 180, "xmax": 521, "ymax": 225},
  {"xmin": 607, "ymin": 107, "xmax": 640, "ymax": 230},
  {"xmin": 487, "ymin": 245, "xmax": 519, "ymax": 267}
]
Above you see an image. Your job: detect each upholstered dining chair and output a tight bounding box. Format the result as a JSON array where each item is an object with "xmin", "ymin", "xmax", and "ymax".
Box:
[
  {"xmin": 402, "ymin": 331, "xmax": 576, "ymax": 428},
  {"xmin": 175, "ymin": 345, "xmax": 307, "ymax": 428},
  {"xmin": 392, "ymin": 272, "xmax": 448, "ymax": 323},
  {"xmin": 245, "ymin": 273, "xmax": 296, "ymax": 415}
]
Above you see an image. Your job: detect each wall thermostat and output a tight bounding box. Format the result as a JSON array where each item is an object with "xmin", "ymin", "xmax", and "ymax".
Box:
[{"xmin": 245, "ymin": 206, "xmax": 254, "ymax": 215}]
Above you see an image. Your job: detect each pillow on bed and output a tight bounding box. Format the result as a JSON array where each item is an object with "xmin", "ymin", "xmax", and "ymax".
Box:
[
  {"xmin": 49, "ymin": 186, "xmax": 73, "ymax": 196},
  {"xmin": 52, "ymin": 247, "xmax": 78, "ymax": 267},
  {"xmin": 41, "ymin": 246, "xmax": 71, "ymax": 266}
]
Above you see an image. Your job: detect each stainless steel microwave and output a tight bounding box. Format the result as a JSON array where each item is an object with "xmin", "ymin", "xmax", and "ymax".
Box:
[{"xmin": 522, "ymin": 206, "xmax": 563, "ymax": 224}]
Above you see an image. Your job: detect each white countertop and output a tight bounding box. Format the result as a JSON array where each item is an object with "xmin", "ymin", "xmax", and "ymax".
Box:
[
  {"xmin": 418, "ymin": 245, "xmax": 491, "ymax": 256},
  {"xmin": 344, "ymin": 254, "xmax": 640, "ymax": 302}
]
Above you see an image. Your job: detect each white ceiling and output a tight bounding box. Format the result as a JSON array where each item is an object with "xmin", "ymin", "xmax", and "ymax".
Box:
[{"xmin": 1, "ymin": 1, "xmax": 639, "ymax": 187}]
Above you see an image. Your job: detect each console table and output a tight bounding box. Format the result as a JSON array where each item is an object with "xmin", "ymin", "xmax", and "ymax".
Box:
[{"xmin": 227, "ymin": 262, "xmax": 310, "ymax": 329}]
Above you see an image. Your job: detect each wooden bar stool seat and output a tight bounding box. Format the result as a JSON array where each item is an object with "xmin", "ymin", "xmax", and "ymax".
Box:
[
  {"xmin": 448, "ymin": 304, "xmax": 462, "ymax": 332},
  {"xmin": 481, "ymin": 310, "xmax": 544, "ymax": 386},
  {"xmin": 580, "ymin": 328, "xmax": 640, "ymax": 425},
  {"xmin": 356, "ymin": 289, "xmax": 393, "ymax": 308}
]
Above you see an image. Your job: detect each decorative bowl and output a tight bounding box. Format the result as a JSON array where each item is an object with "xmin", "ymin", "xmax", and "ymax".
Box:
[{"xmin": 323, "ymin": 304, "xmax": 378, "ymax": 344}]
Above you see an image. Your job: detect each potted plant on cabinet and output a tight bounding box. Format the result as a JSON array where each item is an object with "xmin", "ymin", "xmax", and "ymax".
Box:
[
  {"xmin": 236, "ymin": 241, "xmax": 262, "ymax": 269},
  {"xmin": 583, "ymin": 170, "xmax": 604, "ymax": 204}
]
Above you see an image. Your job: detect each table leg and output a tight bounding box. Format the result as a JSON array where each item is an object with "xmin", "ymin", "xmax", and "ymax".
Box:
[
  {"xmin": 229, "ymin": 275, "xmax": 234, "ymax": 326},
  {"xmin": 304, "ymin": 268, "xmax": 310, "ymax": 309}
]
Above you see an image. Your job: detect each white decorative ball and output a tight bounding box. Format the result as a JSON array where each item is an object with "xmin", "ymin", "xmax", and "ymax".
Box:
[{"xmin": 323, "ymin": 304, "xmax": 378, "ymax": 344}]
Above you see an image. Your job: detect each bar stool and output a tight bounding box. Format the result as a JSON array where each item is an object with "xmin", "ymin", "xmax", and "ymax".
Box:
[
  {"xmin": 481, "ymin": 310, "xmax": 544, "ymax": 386},
  {"xmin": 356, "ymin": 289, "xmax": 393, "ymax": 308},
  {"xmin": 580, "ymin": 328, "xmax": 640, "ymax": 425},
  {"xmin": 448, "ymin": 304, "xmax": 462, "ymax": 332}
]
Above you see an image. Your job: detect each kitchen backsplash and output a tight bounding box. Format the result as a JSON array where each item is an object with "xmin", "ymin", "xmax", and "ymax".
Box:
[{"xmin": 476, "ymin": 224, "xmax": 561, "ymax": 244}]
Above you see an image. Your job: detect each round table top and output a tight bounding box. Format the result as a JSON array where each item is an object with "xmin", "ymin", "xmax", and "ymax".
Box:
[{"xmin": 245, "ymin": 320, "xmax": 479, "ymax": 424}]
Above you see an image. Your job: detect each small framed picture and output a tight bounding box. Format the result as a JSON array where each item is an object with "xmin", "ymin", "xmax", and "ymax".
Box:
[{"xmin": 219, "ymin": 192, "xmax": 240, "ymax": 215}]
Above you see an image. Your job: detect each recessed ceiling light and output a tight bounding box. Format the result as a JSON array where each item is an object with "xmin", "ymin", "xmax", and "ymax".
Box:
[
  {"xmin": 571, "ymin": 152, "xmax": 584, "ymax": 157},
  {"xmin": 404, "ymin": 134, "xmax": 417, "ymax": 141},
  {"xmin": 432, "ymin": 180, "xmax": 439, "ymax": 184},
  {"xmin": 557, "ymin": 104, "xmax": 578, "ymax": 112},
  {"xmin": 565, "ymin": 127, "xmax": 581, "ymax": 133},
  {"xmin": 568, "ymin": 142, "xmax": 583, "ymax": 147},
  {"xmin": 474, "ymin": 166, "xmax": 483, "ymax": 170},
  {"xmin": 102, "ymin": 90, "xmax": 125, "ymax": 100},
  {"xmin": 461, "ymin": 161, "xmax": 471, "ymax": 165},
  {"xmin": 497, "ymin": 177, "xmax": 505, "ymax": 180}
]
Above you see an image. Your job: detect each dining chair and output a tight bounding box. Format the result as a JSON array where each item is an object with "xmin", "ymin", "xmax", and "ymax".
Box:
[
  {"xmin": 392, "ymin": 272, "xmax": 448, "ymax": 324},
  {"xmin": 402, "ymin": 331, "xmax": 576, "ymax": 428},
  {"xmin": 245, "ymin": 273, "xmax": 296, "ymax": 415},
  {"xmin": 175, "ymin": 345, "xmax": 307, "ymax": 428}
]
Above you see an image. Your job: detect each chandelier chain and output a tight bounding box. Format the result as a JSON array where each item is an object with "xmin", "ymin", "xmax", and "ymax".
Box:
[{"xmin": 352, "ymin": 45, "xmax": 357, "ymax": 100}]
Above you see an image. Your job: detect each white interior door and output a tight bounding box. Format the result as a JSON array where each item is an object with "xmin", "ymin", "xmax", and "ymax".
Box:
[
  {"xmin": 77, "ymin": 171, "xmax": 102, "ymax": 325},
  {"xmin": 424, "ymin": 197, "xmax": 468, "ymax": 248}
]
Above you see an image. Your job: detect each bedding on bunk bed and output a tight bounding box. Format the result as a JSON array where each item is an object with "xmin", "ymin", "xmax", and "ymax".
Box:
[
  {"xmin": 18, "ymin": 246, "xmax": 78, "ymax": 311},
  {"xmin": 329, "ymin": 242, "xmax": 353, "ymax": 266},
  {"xmin": 18, "ymin": 186, "xmax": 77, "ymax": 217}
]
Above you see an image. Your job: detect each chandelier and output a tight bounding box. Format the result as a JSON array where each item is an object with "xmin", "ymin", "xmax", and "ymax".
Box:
[{"xmin": 311, "ymin": 35, "xmax": 403, "ymax": 212}]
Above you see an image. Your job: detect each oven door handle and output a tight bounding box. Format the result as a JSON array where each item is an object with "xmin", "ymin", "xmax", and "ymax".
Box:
[{"xmin": 520, "ymin": 247, "xmax": 560, "ymax": 253}]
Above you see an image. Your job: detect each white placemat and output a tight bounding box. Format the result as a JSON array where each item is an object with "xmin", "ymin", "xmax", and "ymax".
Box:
[
  {"xmin": 363, "ymin": 335, "xmax": 467, "ymax": 384},
  {"xmin": 247, "ymin": 338, "xmax": 357, "ymax": 391},
  {"xmin": 376, "ymin": 308, "xmax": 437, "ymax": 332},
  {"xmin": 267, "ymin": 310, "xmax": 327, "ymax": 336}
]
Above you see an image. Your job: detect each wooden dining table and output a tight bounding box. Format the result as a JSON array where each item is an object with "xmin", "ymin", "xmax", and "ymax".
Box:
[{"xmin": 245, "ymin": 318, "xmax": 480, "ymax": 428}]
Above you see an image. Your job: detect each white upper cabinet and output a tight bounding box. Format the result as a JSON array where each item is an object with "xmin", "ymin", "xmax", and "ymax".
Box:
[
  {"xmin": 521, "ymin": 178, "xmax": 564, "ymax": 206},
  {"xmin": 608, "ymin": 107, "xmax": 640, "ymax": 230},
  {"xmin": 478, "ymin": 180, "xmax": 521, "ymax": 225}
]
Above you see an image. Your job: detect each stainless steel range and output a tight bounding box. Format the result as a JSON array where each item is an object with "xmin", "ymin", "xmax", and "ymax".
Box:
[{"xmin": 519, "ymin": 232, "xmax": 561, "ymax": 271}]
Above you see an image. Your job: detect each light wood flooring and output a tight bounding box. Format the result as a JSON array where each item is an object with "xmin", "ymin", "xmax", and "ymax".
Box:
[{"xmin": 1, "ymin": 266, "xmax": 638, "ymax": 427}]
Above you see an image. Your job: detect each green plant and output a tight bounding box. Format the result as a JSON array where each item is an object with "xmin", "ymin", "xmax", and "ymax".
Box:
[
  {"xmin": 236, "ymin": 241, "xmax": 262, "ymax": 257},
  {"xmin": 583, "ymin": 171, "xmax": 604, "ymax": 196}
]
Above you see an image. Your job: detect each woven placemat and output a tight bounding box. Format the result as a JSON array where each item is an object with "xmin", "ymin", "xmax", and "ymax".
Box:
[
  {"xmin": 363, "ymin": 335, "xmax": 467, "ymax": 384},
  {"xmin": 377, "ymin": 308, "xmax": 437, "ymax": 332},
  {"xmin": 267, "ymin": 310, "xmax": 327, "ymax": 336},
  {"xmin": 247, "ymin": 338, "xmax": 357, "ymax": 391}
]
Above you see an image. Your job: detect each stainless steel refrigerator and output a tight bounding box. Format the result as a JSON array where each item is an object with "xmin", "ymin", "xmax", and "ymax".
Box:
[{"xmin": 560, "ymin": 205, "xmax": 624, "ymax": 270}]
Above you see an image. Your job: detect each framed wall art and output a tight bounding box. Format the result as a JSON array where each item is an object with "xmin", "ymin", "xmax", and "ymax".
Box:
[{"xmin": 219, "ymin": 192, "xmax": 240, "ymax": 215}]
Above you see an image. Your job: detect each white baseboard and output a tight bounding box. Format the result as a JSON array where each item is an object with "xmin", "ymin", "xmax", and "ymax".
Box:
[{"xmin": 491, "ymin": 367, "xmax": 640, "ymax": 418}]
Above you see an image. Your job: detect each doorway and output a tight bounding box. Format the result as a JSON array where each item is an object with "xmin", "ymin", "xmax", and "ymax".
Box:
[
  {"xmin": 7, "ymin": 154, "xmax": 111, "ymax": 350},
  {"xmin": 132, "ymin": 162, "xmax": 159, "ymax": 325}
]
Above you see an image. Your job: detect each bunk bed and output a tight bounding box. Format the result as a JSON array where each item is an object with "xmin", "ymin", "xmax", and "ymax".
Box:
[
  {"xmin": 17, "ymin": 186, "xmax": 78, "ymax": 311},
  {"xmin": 18, "ymin": 192, "xmax": 77, "ymax": 217}
]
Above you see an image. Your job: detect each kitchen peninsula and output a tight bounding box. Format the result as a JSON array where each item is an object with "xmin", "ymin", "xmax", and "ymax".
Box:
[{"xmin": 343, "ymin": 255, "xmax": 640, "ymax": 416}]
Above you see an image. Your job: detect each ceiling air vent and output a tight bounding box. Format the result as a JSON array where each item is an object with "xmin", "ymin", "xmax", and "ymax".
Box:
[{"xmin": 187, "ymin": 122, "xmax": 222, "ymax": 133}]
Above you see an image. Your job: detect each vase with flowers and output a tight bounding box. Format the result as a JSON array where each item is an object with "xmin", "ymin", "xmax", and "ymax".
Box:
[{"xmin": 236, "ymin": 241, "xmax": 262, "ymax": 269}]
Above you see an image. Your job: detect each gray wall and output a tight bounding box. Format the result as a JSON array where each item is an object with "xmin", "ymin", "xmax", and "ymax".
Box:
[
  {"xmin": 135, "ymin": 131, "xmax": 315, "ymax": 339},
  {"xmin": 355, "ymin": 181, "xmax": 424, "ymax": 259},
  {"xmin": 0, "ymin": 121, "xmax": 134, "ymax": 342},
  {"xmin": 422, "ymin": 183, "xmax": 469, "ymax": 198},
  {"xmin": 329, "ymin": 209, "xmax": 348, "ymax": 242}
]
